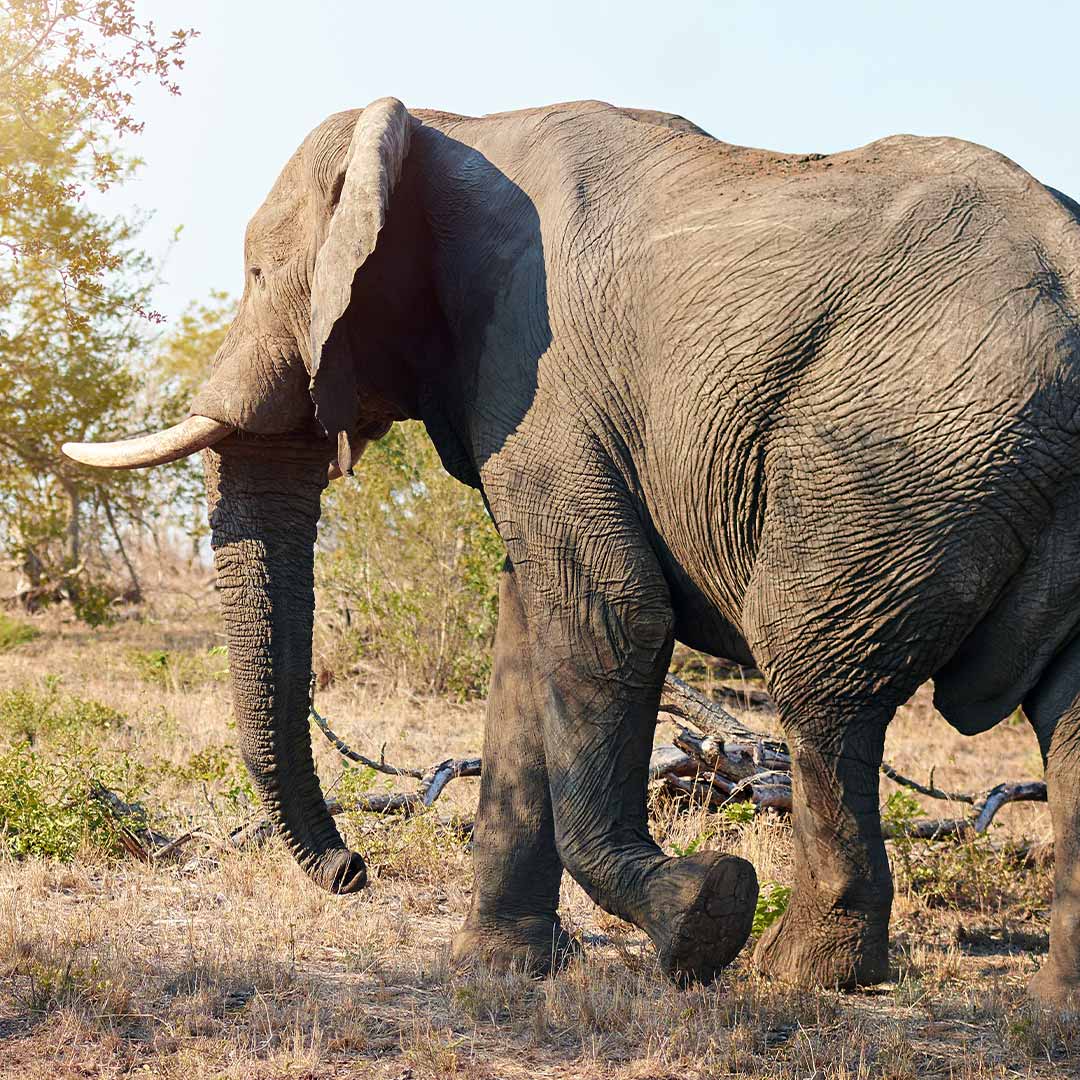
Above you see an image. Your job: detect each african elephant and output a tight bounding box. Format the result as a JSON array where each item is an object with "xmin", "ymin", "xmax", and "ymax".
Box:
[{"xmin": 65, "ymin": 98, "xmax": 1080, "ymax": 1004}]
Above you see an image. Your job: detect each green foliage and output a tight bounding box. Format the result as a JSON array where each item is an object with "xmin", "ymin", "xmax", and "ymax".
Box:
[
  {"xmin": 344, "ymin": 811, "xmax": 467, "ymax": 883},
  {"xmin": 335, "ymin": 764, "xmax": 380, "ymax": 806},
  {"xmin": 0, "ymin": 0, "xmax": 194, "ymax": 310},
  {"xmin": 0, "ymin": 611, "xmax": 38, "ymax": 650},
  {"xmin": 10, "ymin": 953, "xmax": 133, "ymax": 1019},
  {"xmin": 892, "ymin": 832, "xmax": 1048, "ymax": 912},
  {"xmin": 153, "ymin": 290, "xmax": 237, "ymax": 423},
  {"xmin": 718, "ymin": 800, "xmax": 757, "ymax": 826},
  {"xmin": 883, "ymin": 787, "xmax": 1049, "ymax": 911},
  {"xmin": 69, "ymin": 578, "xmax": 120, "ymax": 627},
  {"xmin": 319, "ymin": 421, "xmax": 504, "ymax": 698},
  {"xmin": 0, "ymin": 684, "xmax": 124, "ymax": 745},
  {"xmin": 881, "ymin": 789, "xmax": 926, "ymax": 832},
  {"xmin": 0, "ymin": 159, "xmax": 161, "ymax": 604},
  {"xmin": 0, "ymin": 740, "xmax": 146, "ymax": 859},
  {"xmin": 752, "ymin": 881, "xmax": 792, "ymax": 937},
  {"xmin": 154, "ymin": 743, "xmax": 254, "ymax": 811},
  {"xmin": 128, "ymin": 647, "xmax": 228, "ymax": 691},
  {"xmin": 669, "ymin": 833, "xmax": 709, "ymax": 858},
  {"xmin": 0, "ymin": 3, "xmax": 200, "ymax": 618}
]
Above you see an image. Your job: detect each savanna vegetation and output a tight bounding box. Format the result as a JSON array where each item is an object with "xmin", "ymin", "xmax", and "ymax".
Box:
[
  {"xmin": 0, "ymin": 604, "xmax": 1068, "ymax": 1078},
  {"xmin": 0, "ymin": 2, "xmax": 1072, "ymax": 1078}
]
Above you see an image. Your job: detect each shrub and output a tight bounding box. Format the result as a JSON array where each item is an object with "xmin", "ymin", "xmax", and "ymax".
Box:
[
  {"xmin": 318, "ymin": 421, "xmax": 503, "ymax": 698},
  {"xmin": 0, "ymin": 684, "xmax": 124, "ymax": 745},
  {"xmin": 154, "ymin": 743, "xmax": 254, "ymax": 812},
  {"xmin": 10, "ymin": 954, "xmax": 134, "ymax": 1021},
  {"xmin": 128, "ymin": 646, "xmax": 228, "ymax": 691},
  {"xmin": 343, "ymin": 810, "xmax": 469, "ymax": 883},
  {"xmin": 0, "ymin": 742, "xmax": 147, "ymax": 859},
  {"xmin": 0, "ymin": 612, "xmax": 38, "ymax": 650}
]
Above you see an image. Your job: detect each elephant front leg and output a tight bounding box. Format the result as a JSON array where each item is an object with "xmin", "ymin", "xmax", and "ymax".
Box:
[
  {"xmin": 451, "ymin": 565, "xmax": 577, "ymax": 976},
  {"xmin": 525, "ymin": 565, "xmax": 756, "ymax": 983},
  {"xmin": 753, "ymin": 720, "xmax": 893, "ymax": 989}
]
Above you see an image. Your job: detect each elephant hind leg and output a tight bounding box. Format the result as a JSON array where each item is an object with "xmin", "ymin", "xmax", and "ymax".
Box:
[
  {"xmin": 1024, "ymin": 641, "xmax": 1080, "ymax": 1009},
  {"xmin": 752, "ymin": 703, "xmax": 894, "ymax": 989}
]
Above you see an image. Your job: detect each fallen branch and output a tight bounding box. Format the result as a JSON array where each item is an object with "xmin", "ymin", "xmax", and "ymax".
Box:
[
  {"xmin": 226, "ymin": 698, "xmax": 484, "ymax": 851},
  {"xmin": 660, "ymin": 674, "xmax": 773, "ymax": 743},
  {"xmin": 656, "ymin": 674, "xmax": 1047, "ymax": 844},
  {"xmin": 89, "ymin": 783, "xmax": 180, "ymax": 860},
  {"xmin": 881, "ymin": 762, "xmax": 975, "ymax": 805},
  {"xmin": 3, "ymin": 560, "xmax": 86, "ymax": 610},
  {"xmin": 95, "ymin": 667, "xmax": 1053, "ymax": 866},
  {"xmin": 309, "ymin": 675, "xmax": 423, "ymax": 779}
]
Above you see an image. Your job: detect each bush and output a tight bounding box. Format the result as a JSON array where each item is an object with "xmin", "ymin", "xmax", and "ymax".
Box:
[
  {"xmin": 129, "ymin": 646, "xmax": 228, "ymax": 691},
  {"xmin": 0, "ymin": 684, "xmax": 124, "ymax": 745},
  {"xmin": 752, "ymin": 881, "xmax": 792, "ymax": 937},
  {"xmin": 318, "ymin": 421, "xmax": 503, "ymax": 698},
  {"xmin": 154, "ymin": 743, "xmax": 254, "ymax": 814},
  {"xmin": 0, "ymin": 741, "xmax": 146, "ymax": 859},
  {"xmin": 0, "ymin": 612, "xmax": 38, "ymax": 650}
]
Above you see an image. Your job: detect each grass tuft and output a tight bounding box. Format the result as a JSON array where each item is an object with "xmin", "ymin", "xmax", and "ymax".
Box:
[{"xmin": 0, "ymin": 612, "xmax": 38, "ymax": 651}]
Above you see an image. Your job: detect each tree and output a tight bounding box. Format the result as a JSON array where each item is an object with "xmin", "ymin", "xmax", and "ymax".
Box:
[
  {"xmin": 0, "ymin": 1, "xmax": 195, "ymax": 319},
  {"xmin": 153, "ymin": 289, "xmax": 236, "ymax": 424},
  {"xmin": 0, "ymin": 140, "xmax": 162, "ymax": 615},
  {"xmin": 0, "ymin": 2, "xmax": 196, "ymax": 615}
]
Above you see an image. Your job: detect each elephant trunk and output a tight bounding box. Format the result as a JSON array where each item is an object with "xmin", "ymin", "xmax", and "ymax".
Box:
[{"xmin": 204, "ymin": 443, "xmax": 366, "ymax": 894}]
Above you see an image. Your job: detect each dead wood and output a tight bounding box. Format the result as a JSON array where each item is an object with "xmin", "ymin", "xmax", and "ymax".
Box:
[
  {"xmin": 97, "ymin": 667, "xmax": 1051, "ymax": 865},
  {"xmin": 89, "ymin": 783, "xmax": 179, "ymax": 860},
  {"xmin": 656, "ymin": 674, "xmax": 1047, "ymax": 846}
]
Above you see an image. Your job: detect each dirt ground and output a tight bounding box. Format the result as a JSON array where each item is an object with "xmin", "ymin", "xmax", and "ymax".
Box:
[{"xmin": 0, "ymin": 597, "xmax": 1073, "ymax": 1079}]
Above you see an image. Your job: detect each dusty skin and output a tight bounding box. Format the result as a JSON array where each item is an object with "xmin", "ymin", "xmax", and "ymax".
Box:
[
  {"xmin": 0, "ymin": 588, "xmax": 1071, "ymax": 1079},
  {"xmin": 64, "ymin": 99, "xmax": 1080, "ymax": 996}
]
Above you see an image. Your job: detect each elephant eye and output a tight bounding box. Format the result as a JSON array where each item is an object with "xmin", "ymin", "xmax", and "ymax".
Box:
[{"xmin": 249, "ymin": 266, "xmax": 263, "ymax": 285}]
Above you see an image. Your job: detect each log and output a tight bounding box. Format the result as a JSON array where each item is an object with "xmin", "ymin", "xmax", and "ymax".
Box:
[
  {"xmin": 648, "ymin": 745, "xmax": 696, "ymax": 778},
  {"xmin": 673, "ymin": 727, "xmax": 791, "ymax": 781},
  {"xmin": 660, "ymin": 674, "xmax": 772, "ymax": 743}
]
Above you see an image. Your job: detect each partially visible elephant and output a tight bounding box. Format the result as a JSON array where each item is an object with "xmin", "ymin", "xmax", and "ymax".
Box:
[{"xmin": 66, "ymin": 98, "xmax": 1080, "ymax": 1004}]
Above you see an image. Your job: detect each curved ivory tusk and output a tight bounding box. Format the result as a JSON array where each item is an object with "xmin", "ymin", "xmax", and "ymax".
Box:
[
  {"xmin": 61, "ymin": 415, "xmax": 234, "ymax": 469},
  {"xmin": 326, "ymin": 437, "xmax": 372, "ymax": 480}
]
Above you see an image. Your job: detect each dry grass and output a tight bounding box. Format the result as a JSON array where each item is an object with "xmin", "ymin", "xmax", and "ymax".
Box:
[{"xmin": 0, "ymin": 594, "xmax": 1070, "ymax": 1078}]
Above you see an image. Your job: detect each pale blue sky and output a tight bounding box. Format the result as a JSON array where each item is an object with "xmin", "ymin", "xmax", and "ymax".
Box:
[{"xmin": 111, "ymin": 0, "xmax": 1080, "ymax": 324}]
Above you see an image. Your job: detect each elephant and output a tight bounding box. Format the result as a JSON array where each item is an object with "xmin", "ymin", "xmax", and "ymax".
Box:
[{"xmin": 64, "ymin": 97, "xmax": 1080, "ymax": 1004}]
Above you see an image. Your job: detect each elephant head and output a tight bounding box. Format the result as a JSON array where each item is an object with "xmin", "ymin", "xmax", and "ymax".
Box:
[{"xmin": 64, "ymin": 98, "xmax": 425, "ymax": 894}]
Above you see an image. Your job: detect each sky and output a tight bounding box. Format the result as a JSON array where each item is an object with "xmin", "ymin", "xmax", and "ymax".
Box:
[{"xmin": 105, "ymin": 0, "xmax": 1080, "ymax": 325}]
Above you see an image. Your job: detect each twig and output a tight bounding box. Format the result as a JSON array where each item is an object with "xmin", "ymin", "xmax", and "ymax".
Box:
[
  {"xmin": 308, "ymin": 677, "xmax": 422, "ymax": 779},
  {"xmin": 881, "ymin": 763, "xmax": 975, "ymax": 805},
  {"xmin": 151, "ymin": 831, "xmax": 194, "ymax": 861}
]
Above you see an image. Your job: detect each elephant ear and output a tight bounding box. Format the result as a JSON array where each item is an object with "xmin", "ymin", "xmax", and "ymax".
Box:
[{"xmin": 309, "ymin": 97, "xmax": 412, "ymax": 474}]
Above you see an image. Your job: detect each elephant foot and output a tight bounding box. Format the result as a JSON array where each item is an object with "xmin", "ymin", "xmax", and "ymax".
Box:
[
  {"xmin": 640, "ymin": 851, "xmax": 758, "ymax": 984},
  {"xmin": 753, "ymin": 900, "xmax": 890, "ymax": 990},
  {"xmin": 1027, "ymin": 962, "xmax": 1080, "ymax": 1012},
  {"xmin": 450, "ymin": 916, "xmax": 580, "ymax": 977}
]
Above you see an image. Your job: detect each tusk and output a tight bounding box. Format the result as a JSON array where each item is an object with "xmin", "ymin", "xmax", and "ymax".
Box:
[
  {"xmin": 327, "ymin": 437, "xmax": 372, "ymax": 480},
  {"xmin": 61, "ymin": 415, "xmax": 234, "ymax": 469}
]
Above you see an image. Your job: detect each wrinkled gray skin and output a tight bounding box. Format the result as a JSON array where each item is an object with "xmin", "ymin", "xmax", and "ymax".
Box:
[{"xmin": 171, "ymin": 98, "xmax": 1080, "ymax": 1000}]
